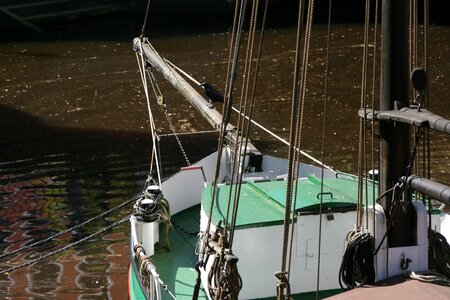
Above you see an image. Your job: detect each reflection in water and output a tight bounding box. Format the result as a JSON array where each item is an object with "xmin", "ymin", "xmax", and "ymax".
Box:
[
  {"xmin": 0, "ymin": 23, "xmax": 449, "ymax": 298},
  {"xmin": 0, "ymin": 105, "xmax": 217, "ymax": 298}
]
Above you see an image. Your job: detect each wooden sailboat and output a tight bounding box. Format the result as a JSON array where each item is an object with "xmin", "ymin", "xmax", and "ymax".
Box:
[{"xmin": 128, "ymin": 0, "xmax": 450, "ymax": 299}]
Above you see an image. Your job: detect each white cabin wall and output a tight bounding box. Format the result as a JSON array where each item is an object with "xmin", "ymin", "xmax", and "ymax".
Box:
[
  {"xmin": 200, "ymin": 207, "xmax": 358, "ymax": 299},
  {"xmin": 161, "ymin": 150, "xmax": 226, "ymax": 215},
  {"xmin": 245, "ymin": 155, "xmax": 336, "ymax": 181},
  {"xmin": 290, "ymin": 211, "xmax": 357, "ymax": 292}
]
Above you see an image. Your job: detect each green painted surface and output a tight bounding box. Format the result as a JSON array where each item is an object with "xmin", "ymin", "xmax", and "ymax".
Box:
[
  {"xmin": 202, "ymin": 183, "xmax": 287, "ymax": 229},
  {"xmin": 131, "ymin": 204, "xmax": 345, "ymax": 299},
  {"xmin": 202, "ymin": 175, "xmax": 378, "ymax": 228},
  {"xmin": 152, "ymin": 205, "xmax": 208, "ymax": 300},
  {"xmin": 129, "ymin": 264, "xmax": 147, "ymax": 300}
]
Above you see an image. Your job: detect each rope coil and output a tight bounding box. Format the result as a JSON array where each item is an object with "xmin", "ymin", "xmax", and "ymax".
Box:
[{"xmin": 338, "ymin": 230, "xmax": 375, "ymax": 290}]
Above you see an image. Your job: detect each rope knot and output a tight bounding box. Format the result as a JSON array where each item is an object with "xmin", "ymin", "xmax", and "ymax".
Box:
[{"xmin": 274, "ymin": 271, "xmax": 289, "ymax": 287}]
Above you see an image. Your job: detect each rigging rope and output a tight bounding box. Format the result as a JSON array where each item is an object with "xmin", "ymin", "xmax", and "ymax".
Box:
[
  {"xmin": 288, "ymin": 0, "xmax": 315, "ymax": 282},
  {"xmin": 277, "ymin": 0, "xmax": 316, "ymax": 297},
  {"xmin": 208, "ymin": 2, "xmax": 266, "ymax": 299},
  {"xmin": 231, "ymin": 106, "xmax": 333, "ymax": 170},
  {"xmin": 229, "ymin": 0, "xmax": 269, "ymax": 248},
  {"xmin": 424, "ymin": 0, "xmax": 432, "ymax": 230},
  {"xmin": 136, "ymin": 40, "xmax": 163, "ymax": 186},
  {"xmin": 356, "ymin": 0, "xmax": 371, "ymax": 230},
  {"xmin": 228, "ymin": 0, "xmax": 266, "ymax": 248},
  {"xmin": 370, "ymin": 0, "xmax": 380, "ymax": 240},
  {"xmin": 140, "ymin": 0, "xmax": 152, "ymax": 37},
  {"xmin": 159, "ymin": 55, "xmax": 333, "ymax": 171},
  {"xmin": 278, "ymin": 0, "xmax": 304, "ymax": 295},
  {"xmin": 316, "ymin": 0, "xmax": 333, "ymax": 297},
  {"xmin": 221, "ymin": 0, "xmax": 259, "ymax": 248},
  {"xmin": 133, "ymin": 244, "xmax": 177, "ymax": 300},
  {"xmin": 203, "ymin": 0, "xmax": 247, "ymax": 250},
  {"xmin": 225, "ymin": 0, "xmax": 264, "ymax": 248},
  {"xmin": 200, "ymin": 2, "xmax": 248, "ymax": 299}
]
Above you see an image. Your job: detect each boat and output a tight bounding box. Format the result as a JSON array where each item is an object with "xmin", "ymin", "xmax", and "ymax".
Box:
[{"xmin": 128, "ymin": 0, "xmax": 450, "ymax": 299}]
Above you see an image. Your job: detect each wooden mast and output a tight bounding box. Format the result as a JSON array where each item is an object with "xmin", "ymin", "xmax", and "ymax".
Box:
[{"xmin": 380, "ymin": 0, "xmax": 416, "ymax": 246}]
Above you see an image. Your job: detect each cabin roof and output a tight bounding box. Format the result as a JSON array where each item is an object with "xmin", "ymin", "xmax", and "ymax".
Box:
[{"xmin": 202, "ymin": 174, "xmax": 377, "ymax": 229}]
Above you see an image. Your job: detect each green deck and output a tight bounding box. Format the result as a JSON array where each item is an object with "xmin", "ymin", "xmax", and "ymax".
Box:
[
  {"xmin": 131, "ymin": 174, "xmax": 377, "ymax": 299},
  {"xmin": 202, "ymin": 174, "xmax": 377, "ymax": 229},
  {"xmin": 132, "ymin": 204, "xmax": 343, "ymax": 300},
  {"xmin": 151, "ymin": 205, "xmax": 208, "ymax": 300}
]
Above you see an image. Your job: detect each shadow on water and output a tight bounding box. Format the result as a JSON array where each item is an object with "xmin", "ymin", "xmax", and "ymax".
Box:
[{"xmin": 0, "ymin": 104, "xmax": 217, "ymax": 299}]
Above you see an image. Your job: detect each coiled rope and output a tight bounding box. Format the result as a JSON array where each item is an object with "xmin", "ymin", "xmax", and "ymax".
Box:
[
  {"xmin": 428, "ymin": 229, "xmax": 450, "ymax": 279},
  {"xmin": 338, "ymin": 230, "xmax": 375, "ymax": 290}
]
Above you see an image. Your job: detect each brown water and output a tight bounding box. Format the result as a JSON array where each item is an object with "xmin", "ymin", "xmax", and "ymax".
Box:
[{"xmin": 0, "ymin": 24, "xmax": 449, "ymax": 299}]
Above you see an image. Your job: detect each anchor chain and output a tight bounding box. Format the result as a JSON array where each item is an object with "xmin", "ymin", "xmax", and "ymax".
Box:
[{"xmin": 161, "ymin": 104, "xmax": 191, "ymax": 166}]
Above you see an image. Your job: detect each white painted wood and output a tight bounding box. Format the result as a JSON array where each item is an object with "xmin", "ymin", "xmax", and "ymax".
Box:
[
  {"xmin": 372, "ymin": 201, "xmax": 429, "ymax": 281},
  {"xmin": 161, "ymin": 150, "xmax": 225, "ymax": 214}
]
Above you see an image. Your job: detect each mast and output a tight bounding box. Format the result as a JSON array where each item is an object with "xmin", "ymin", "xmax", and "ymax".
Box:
[
  {"xmin": 380, "ymin": 0, "xmax": 416, "ymax": 246},
  {"xmin": 133, "ymin": 38, "xmax": 262, "ymax": 153},
  {"xmin": 134, "ymin": 38, "xmax": 231, "ymax": 131}
]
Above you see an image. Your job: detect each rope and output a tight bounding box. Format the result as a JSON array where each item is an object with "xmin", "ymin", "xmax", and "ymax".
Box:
[
  {"xmin": 205, "ymin": 226, "xmax": 242, "ymax": 300},
  {"xmin": 158, "ymin": 129, "xmax": 218, "ymax": 137},
  {"xmin": 338, "ymin": 230, "xmax": 375, "ymax": 290},
  {"xmin": 157, "ymin": 197, "xmax": 173, "ymax": 251},
  {"xmin": 229, "ymin": 0, "xmax": 269, "ymax": 248},
  {"xmin": 356, "ymin": 0, "xmax": 371, "ymax": 230},
  {"xmin": 136, "ymin": 40, "xmax": 163, "ymax": 186},
  {"xmin": 424, "ymin": 0, "xmax": 432, "ymax": 229},
  {"xmin": 134, "ymin": 243, "xmax": 177, "ymax": 299},
  {"xmin": 278, "ymin": 0, "xmax": 305, "ymax": 295},
  {"xmin": 211, "ymin": 3, "xmax": 263, "ymax": 299},
  {"xmin": 140, "ymin": 0, "xmax": 152, "ymax": 37},
  {"xmin": 222, "ymin": 0, "xmax": 259, "ymax": 248},
  {"xmin": 428, "ymin": 229, "xmax": 450, "ymax": 278},
  {"xmin": 406, "ymin": 271, "xmax": 450, "ymax": 287},
  {"xmin": 156, "ymin": 56, "xmax": 333, "ymax": 171},
  {"xmin": 275, "ymin": 271, "xmax": 291, "ymax": 300},
  {"xmin": 316, "ymin": 0, "xmax": 333, "ymax": 297},
  {"xmin": 0, "ymin": 215, "xmax": 130, "ymax": 275},
  {"xmin": 204, "ymin": 0, "xmax": 246, "ymax": 243},
  {"xmin": 0, "ymin": 195, "xmax": 140, "ymax": 260},
  {"xmin": 370, "ymin": 0, "xmax": 380, "ymax": 243},
  {"xmin": 278, "ymin": 0, "xmax": 315, "ymax": 297},
  {"xmin": 288, "ymin": 0, "xmax": 315, "ymax": 281}
]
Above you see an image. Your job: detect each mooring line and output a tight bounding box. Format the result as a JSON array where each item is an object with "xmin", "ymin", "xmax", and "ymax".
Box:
[
  {"xmin": 0, "ymin": 215, "xmax": 130, "ymax": 276},
  {"xmin": 0, "ymin": 195, "xmax": 141, "ymax": 261}
]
